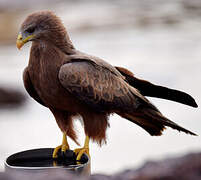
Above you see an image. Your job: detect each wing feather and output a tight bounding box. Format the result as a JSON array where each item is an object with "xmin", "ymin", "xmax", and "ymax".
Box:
[
  {"xmin": 116, "ymin": 66, "xmax": 198, "ymax": 107},
  {"xmin": 58, "ymin": 61, "xmax": 142, "ymax": 112}
]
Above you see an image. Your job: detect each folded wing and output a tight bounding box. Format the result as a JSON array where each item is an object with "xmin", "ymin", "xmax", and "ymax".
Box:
[{"xmin": 58, "ymin": 59, "xmax": 144, "ymax": 112}]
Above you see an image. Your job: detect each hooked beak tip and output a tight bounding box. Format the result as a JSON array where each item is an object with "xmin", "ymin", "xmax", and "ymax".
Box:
[
  {"xmin": 16, "ymin": 40, "xmax": 24, "ymax": 50},
  {"xmin": 16, "ymin": 33, "xmax": 24, "ymax": 50}
]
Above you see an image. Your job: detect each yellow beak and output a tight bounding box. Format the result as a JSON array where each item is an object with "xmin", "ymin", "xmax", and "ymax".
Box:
[
  {"xmin": 16, "ymin": 33, "xmax": 23, "ymax": 50},
  {"xmin": 16, "ymin": 33, "xmax": 34, "ymax": 50}
]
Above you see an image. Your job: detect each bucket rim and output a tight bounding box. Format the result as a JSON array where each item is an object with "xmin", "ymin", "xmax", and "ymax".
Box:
[{"xmin": 5, "ymin": 148, "xmax": 90, "ymax": 170}]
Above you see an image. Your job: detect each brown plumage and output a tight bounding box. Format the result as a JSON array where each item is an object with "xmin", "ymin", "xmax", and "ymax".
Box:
[{"xmin": 18, "ymin": 11, "xmax": 198, "ymax": 147}]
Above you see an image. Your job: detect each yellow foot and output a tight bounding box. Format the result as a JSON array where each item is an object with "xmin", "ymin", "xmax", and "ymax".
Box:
[
  {"xmin": 52, "ymin": 132, "xmax": 69, "ymax": 158},
  {"xmin": 74, "ymin": 147, "xmax": 90, "ymax": 161},
  {"xmin": 52, "ymin": 144, "xmax": 69, "ymax": 158}
]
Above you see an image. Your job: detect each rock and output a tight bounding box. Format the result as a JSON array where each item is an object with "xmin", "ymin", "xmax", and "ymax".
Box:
[
  {"xmin": 114, "ymin": 152, "xmax": 201, "ymax": 180},
  {"xmin": 0, "ymin": 87, "xmax": 26, "ymax": 109}
]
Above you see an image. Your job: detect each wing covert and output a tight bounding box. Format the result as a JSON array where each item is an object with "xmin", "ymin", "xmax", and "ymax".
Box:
[{"xmin": 58, "ymin": 61, "xmax": 141, "ymax": 112}]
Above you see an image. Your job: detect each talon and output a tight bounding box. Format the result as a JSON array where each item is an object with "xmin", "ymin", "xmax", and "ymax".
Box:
[
  {"xmin": 74, "ymin": 135, "xmax": 90, "ymax": 161},
  {"xmin": 53, "ymin": 145, "xmax": 62, "ymax": 158},
  {"xmin": 52, "ymin": 132, "xmax": 69, "ymax": 158},
  {"xmin": 74, "ymin": 147, "xmax": 90, "ymax": 161}
]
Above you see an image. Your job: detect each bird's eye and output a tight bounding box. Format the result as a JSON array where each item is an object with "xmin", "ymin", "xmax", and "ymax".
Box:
[{"xmin": 26, "ymin": 27, "xmax": 35, "ymax": 33}]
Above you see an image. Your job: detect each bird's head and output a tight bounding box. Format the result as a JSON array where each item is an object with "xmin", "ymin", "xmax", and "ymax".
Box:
[{"xmin": 16, "ymin": 11, "xmax": 68, "ymax": 50}]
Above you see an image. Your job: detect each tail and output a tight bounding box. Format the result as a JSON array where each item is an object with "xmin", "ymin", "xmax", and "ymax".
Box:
[
  {"xmin": 116, "ymin": 66, "xmax": 198, "ymax": 108},
  {"xmin": 118, "ymin": 107, "xmax": 197, "ymax": 136}
]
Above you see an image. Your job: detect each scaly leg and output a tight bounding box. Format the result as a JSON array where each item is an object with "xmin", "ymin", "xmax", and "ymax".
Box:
[
  {"xmin": 74, "ymin": 135, "xmax": 90, "ymax": 161},
  {"xmin": 53, "ymin": 132, "xmax": 69, "ymax": 158}
]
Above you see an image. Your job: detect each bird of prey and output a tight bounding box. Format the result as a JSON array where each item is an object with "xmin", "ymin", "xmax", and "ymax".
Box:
[{"xmin": 16, "ymin": 11, "xmax": 198, "ymax": 161}]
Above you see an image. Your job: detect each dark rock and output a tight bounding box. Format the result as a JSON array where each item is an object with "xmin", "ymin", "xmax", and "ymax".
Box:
[
  {"xmin": 114, "ymin": 152, "xmax": 201, "ymax": 180},
  {"xmin": 0, "ymin": 87, "xmax": 26, "ymax": 109}
]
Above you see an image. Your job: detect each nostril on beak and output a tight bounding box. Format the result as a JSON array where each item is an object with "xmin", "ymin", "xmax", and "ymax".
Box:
[
  {"xmin": 18, "ymin": 34, "xmax": 22, "ymax": 40},
  {"xmin": 17, "ymin": 33, "xmax": 23, "ymax": 41}
]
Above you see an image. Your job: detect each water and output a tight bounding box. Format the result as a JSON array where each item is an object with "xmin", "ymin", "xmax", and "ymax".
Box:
[{"xmin": 0, "ymin": 23, "xmax": 201, "ymax": 174}]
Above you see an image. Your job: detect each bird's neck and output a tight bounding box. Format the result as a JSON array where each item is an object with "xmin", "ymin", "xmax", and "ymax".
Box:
[
  {"xmin": 51, "ymin": 35, "xmax": 76, "ymax": 55},
  {"xmin": 40, "ymin": 27, "xmax": 76, "ymax": 55}
]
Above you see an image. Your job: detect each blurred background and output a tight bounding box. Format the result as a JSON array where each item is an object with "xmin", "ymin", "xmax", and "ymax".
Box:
[{"xmin": 0, "ymin": 0, "xmax": 200, "ymax": 175}]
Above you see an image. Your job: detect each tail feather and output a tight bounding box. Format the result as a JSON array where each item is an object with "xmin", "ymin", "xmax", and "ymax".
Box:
[
  {"xmin": 143, "ymin": 108, "xmax": 197, "ymax": 135},
  {"xmin": 118, "ymin": 107, "xmax": 197, "ymax": 136}
]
